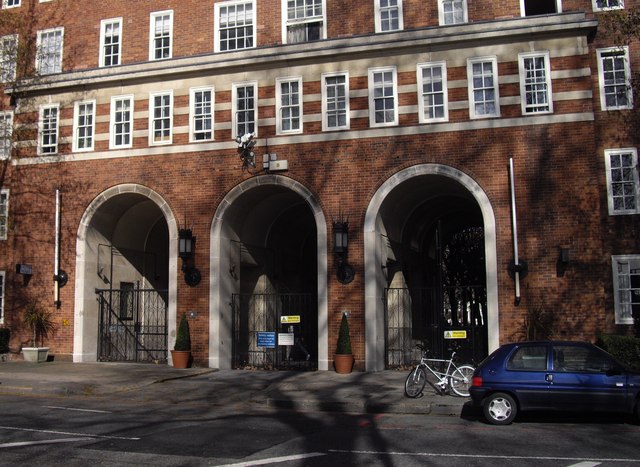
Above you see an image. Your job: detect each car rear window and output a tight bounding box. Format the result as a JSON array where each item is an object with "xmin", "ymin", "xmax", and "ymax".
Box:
[{"xmin": 506, "ymin": 345, "xmax": 547, "ymax": 371}]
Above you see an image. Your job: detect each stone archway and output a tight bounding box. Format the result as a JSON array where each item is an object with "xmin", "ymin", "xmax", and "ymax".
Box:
[
  {"xmin": 73, "ymin": 184, "xmax": 178, "ymax": 363},
  {"xmin": 209, "ymin": 175, "xmax": 328, "ymax": 370},
  {"xmin": 364, "ymin": 165, "xmax": 499, "ymax": 371}
]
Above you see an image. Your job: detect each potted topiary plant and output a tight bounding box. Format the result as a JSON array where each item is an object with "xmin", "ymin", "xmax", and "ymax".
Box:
[
  {"xmin": 334, "ymin": 312, "xmax": 354, "ymax": 374},
  {"xmin": 22, "ymin": 300, "xmax": 55, "ymax": 363},
  {"xmin": 171, "ymin": 313, "xmax": 191, "ymax": 368}
]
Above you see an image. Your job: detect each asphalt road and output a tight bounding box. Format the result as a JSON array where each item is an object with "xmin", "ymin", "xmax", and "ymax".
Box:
[{"xmin": 0, "ymin": 388, "xmax": 639, "ymax": 466}]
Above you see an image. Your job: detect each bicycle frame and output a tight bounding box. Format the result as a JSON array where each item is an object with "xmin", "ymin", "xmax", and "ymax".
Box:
[{"xmin": 419, "ymin": 352, "xmax": 460, "ymax": 390}]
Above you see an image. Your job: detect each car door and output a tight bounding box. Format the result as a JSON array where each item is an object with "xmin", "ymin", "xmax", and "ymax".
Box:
[
  {"xmin": 547, "ymin": 343, "xmax": 628, "ymax": 412},
  {"xmin": 504, "ymin": 343, "xmax": 551, "ymax": 409}
]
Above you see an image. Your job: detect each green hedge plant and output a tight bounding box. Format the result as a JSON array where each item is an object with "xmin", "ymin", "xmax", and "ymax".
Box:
[
  {"xmin": 336, "ymin": 313, "xmax": 352, "ymax": 355},
  {"xmin": 597, "ymin": 334, "xmax": 640, "ymax": 370},
  {"xmin": 174, "ymin": 313, "xmax": 191, "ymax": 351}
]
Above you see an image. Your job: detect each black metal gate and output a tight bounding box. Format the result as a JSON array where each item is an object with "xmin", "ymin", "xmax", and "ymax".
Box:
[
  {"xmin": 231, "ymin": 293, "xmax": 316, "ymax": 370},
  {"xmin": 384, "ymin": 286, "xmax": 487, "ymax": 368},
  {"xmin": 97, "ymin": 288, "xmax": 168, "ymax": 362}
]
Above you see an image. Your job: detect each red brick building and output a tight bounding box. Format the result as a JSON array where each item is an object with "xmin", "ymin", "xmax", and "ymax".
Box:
[{"xmin": 0, "ymin": 0, "xmax": 637, "ymax": 370}]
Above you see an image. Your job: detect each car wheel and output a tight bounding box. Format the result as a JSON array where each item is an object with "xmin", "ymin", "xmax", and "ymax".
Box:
[{"xmin": 483, "ymin": 392, "xmax": 517, "ymax": 425}]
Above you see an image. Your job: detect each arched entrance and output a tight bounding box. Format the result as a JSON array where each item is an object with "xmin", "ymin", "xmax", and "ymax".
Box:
[
  {"xmin": 364, "ymin": 165, "xmax": 499, "ymax": 371},
  {"xmin": 73, "ymin": 185, "xmax": 177, "ymax": 363},
  {"xmin": 209, "ymin": 176, "xmax": 328, "ymax": 370}
]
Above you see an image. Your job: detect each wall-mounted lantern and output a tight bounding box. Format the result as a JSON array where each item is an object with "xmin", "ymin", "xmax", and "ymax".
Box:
[
  {"xmin": 179, "ymin": 228, "xmax": 201, "ymax": 287},
  {"xmin": 333, "ymin": 221, "xmax": 355, "ymax": 284}
]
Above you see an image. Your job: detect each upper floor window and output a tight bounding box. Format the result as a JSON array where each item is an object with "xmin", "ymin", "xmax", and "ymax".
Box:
[
  {"xmin": 521, "ymin": 0, "xmax": 561, "ymax": 16},
  {"xmin": 233, "ymin": 82, "xmax": 257, "ymax": 138},
  {"xmin": 605, "ymin": 148, "xmax": 639, "ymax": 215},
  {"xmin": 150, "ymin": 91, "xmax": 173, "ymax": 145},
  {"xmin": 0, "ymin": 112, "xmax": 12, "ymax": 160},
  {"xmin": 468, "ymin": 57, "xmax": 500, "ymax": 119},
  {"xmin": 2, "ymin": 0, "xmax": 20, "ymax": 8},
  {"xmin": 0, "ymin": 190, "xmax": 7, "ymax": 241},
  {"xmin": 73, "ymin": 100, "xmax": 95, "ymax": 152},
  {"xmin": 0, "ymin": 35, "xmax": 18, "ymax": 82},
  {"xmin": 190, "ymin": 87, "xmax": 214, "ymax": 142},
  {"xmin": 36, "ymin": 28, "xmax": 63, "ymax": 75},
  {"xmin": 612, "ymin": 255, "xmax": 640, "ymax": 325},
  {"xmin": 110, "ymin": 95, "xmax": 133, "ymax": 149},
  {"xmin": 322, "ymin": 72, "xmax": 350, "ymax": 131},
  {"xmin": 100, "ymin": 18, "xmax": 122, "ymax": 67},
  {"xmin": 439, "ymin": 0, "xmax": 467, "ymax": 25},
  {"xmin": 519, "ymin": 52, "xmax": 552, "ymax": 114},
  {"xmin": 369, "ymin": 67, "xmax": 398, "ymax": 127},
  {"xmin": 375, "ymin": 0, "xmax": 403, "ymax": 32},
  {"xmin": 150, "ymin": 11, "xmax": 172, "ymax": 60},
  {"xmin": 215, "ymin": 1, "xmax": 255, "ymax": 52},
  {"xmin": 276, "ymin": 77, "xmax": 303, "ymax": 135},
  {"xmin": 417, "ymin": 62, "xmax": 448, "ymax": 123},
  {"xmin": 593, "ymin": 0, "xmax": 623, "ymax": 10},
  {"xmin": 597, "ymin": 47, "xmax": 632, "ymax": 111},
  {"xmin": 284, "ymin": 0, "xmax": 325, "ymax": 44},
  {"xmin": 39, "ymin": 104, "xmax": 59, "ymax": 155}
]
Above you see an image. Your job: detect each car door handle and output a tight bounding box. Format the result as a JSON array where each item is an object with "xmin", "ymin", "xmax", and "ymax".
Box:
[{"xmin": 545, "ymin": 374, "xmax": 553, "ymax": 383}]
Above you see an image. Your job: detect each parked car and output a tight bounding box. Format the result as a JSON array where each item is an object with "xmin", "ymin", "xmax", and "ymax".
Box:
[{"xmin": 470, "ymin": 341, "xmax": 640, "ymax": 425}]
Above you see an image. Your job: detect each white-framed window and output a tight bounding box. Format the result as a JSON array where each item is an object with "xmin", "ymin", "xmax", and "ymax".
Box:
[
  {"xmin": 375, "ymin": 0, "xmax": 403, "ymax": 32},
  {"xmin": 150, "ymin": 10, "xmax": 172, "ymax": 60},
  {"xmin": 417, "ymin": 62, "xmax": 448, "ymax": 123},
  {"xmin": 593, "ymin": 0, "xmax": 623, "ymax": 10},
  {"xmin": 0, "ymin": 190, "xmax": 8, "ymax": 241},
  {"xmin": 369, "ymin": 67, "xmax": 398, "ymax": 127},
  {"xmin": 2, "ymin": 0, "xmax": 20, "ymax": 9},
  {"xmin": 322, "ymin": 72, "xmax": 350, "ymax": 131},
  {"xmin": 215, "ymin": 1, "xmax": 255, "ymax": 52},
  {"xmin": 149, "ymin": 91, "xmax": 173, "ymax": 145},
  {"xmin": 0, "ymin": 270, "xmax": 5, "ymax": 323},
  {"xmin": 467, "ymin": 57, "xmax": 500, "ymax": 119},
  {"xmin": 519, "ymin": 52, "xmax": 553, "ymax": 114},
  {"xmin": 521, "ymin": 0, "xmax": 561, "ymax": 16},
  {"xmin": 0, "ymin": 111, "xmax": 13, "ymax": 160},
  {"xmin": 597, "ymin": 47, "xmax": 632, "ymax": 111},
  {"xmin": 283, "ymin": 0, "xmax": 326, "ymax": 44},
  {"xmin": 439, "ymin": 0, "xmax": 467, "ymax": 25},
  {"xmin": 190, "ymin": 87, "xmax": 214, "ymax": 142},
  {"xmin": 276, "ymin": 77, "xmax": 303, "ymax": 135},
  {"xmin": 100, "ymin": 18, "xmax": 122, "ymax": 67},
  {"xmin": 605, "ymin": 148, "xmax": 640, "ymax": 215},
  {"xmin": 36, "ymin": 27, "xmax": 63, "ymax": 75},
  {"xmin": 73, "ymin": 100, "xmax": 95, "ymax": 152},
  {"xmin": 0, "ymin": 35, "xmax": 18, "ymax": 83},
  {"xmin": 233, "ymin": 82, "xmax": 257, "ymax": 138},
  {"xmin": 110, "ymin": 95, "xmax": 133, "ymax": 149},
  {"xmin": 39, "ymin": 104, "xmax": 59, "ymax": 155},
  {"xmin": 612, "ymin": 255, "xmax": 640, "ymax": 325}
]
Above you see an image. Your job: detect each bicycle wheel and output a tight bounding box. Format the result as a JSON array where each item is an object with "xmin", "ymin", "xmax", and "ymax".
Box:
[
  {"xmin": 450, "ymin": 365, "xmax": 475, "ymax": 397},
  {"xmin": 404, "ymin": 366, "xmax": 427, "ymax": 398}
]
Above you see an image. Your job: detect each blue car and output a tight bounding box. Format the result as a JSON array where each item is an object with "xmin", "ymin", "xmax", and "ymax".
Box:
[{"xmin": 469, "ymin": 341, "xmax": 640, "ymax": 425}]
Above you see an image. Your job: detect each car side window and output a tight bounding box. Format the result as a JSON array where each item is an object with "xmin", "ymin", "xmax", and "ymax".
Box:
[
  {"xmin": 552, "ymin": 345, "xmax": 616, "ymax": 373},
  {"xmin": 507, "ymin": 345, "xmax": 547, "ymax": 370}
]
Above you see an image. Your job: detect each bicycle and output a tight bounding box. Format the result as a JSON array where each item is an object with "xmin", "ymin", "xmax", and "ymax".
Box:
[{"xmin": 404, "ymin": 344, "xmax": 475, "ymax": 397}]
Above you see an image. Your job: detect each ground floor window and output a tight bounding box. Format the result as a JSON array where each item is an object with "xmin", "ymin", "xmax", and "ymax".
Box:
[{"xmin": 612, "ymin": 255, "xmax": 640, "ymax": 325}]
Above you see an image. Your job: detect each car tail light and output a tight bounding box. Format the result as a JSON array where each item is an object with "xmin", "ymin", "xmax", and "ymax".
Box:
[{"xmin": 472, "ymin": 376, "xmax": 483, "ymax": 387}]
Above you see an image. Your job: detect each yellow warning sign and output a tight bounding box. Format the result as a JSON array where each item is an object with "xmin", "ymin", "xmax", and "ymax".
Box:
[
  {"xmin": 444, "ymin": 330, "xmax": 467, "ymax": 339},
  {"xmin": 280, "ymin": 315, "xmax": 301, "ymax": 324}
]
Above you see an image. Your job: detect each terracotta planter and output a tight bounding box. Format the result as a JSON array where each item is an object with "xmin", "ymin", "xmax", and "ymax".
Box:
[
  {"xmin": 170, "ymin": 350, "xmax": 191, "ymax": 369},
  {"xmin": 334, "ymin": 354, "xmax": 354, "ymax": 374}
]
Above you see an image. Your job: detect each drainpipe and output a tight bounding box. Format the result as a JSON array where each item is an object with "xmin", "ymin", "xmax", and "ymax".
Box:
[
  {"xmin": 509, "ymin": 157, "xmax": 521, "ymax": 305},
  {"xmin": 54, "ymin": 188, "xmax": 61, "ymax": 307}
]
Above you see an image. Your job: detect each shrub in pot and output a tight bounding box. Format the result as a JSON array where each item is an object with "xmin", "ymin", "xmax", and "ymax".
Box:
[
  {"xmin": 334, "ymin": 312, "xmax": 354, "ymax": 373},
  {"xmin": 22, "ymin": 300, "xmax": 55, "ymax": 363},
  {"xmin": 171, "ymin": 313, "xmax": 191, "ymax": 368}
]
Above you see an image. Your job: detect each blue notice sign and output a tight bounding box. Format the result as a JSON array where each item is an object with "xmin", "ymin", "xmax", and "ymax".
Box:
[{"xmin": 256, "ymin": 332, "xmax": 276, "ymax": 348}]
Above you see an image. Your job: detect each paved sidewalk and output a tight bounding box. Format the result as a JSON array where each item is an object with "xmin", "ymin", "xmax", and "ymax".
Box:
[{"xmin": 0, "ymin": 360, "xmax": 470, "ymax": 416}]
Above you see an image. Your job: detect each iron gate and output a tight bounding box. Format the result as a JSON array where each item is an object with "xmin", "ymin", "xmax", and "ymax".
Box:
[
  {"xmin": 97, "ymin": 288, "xmax": 168, "ymax": 362},
  {"xmin": 384, "ymin": 286, "xmax": 487, "ymax": 368},
  {"xmin": 231, "ymin": 293, "xmax": 316, "ymax": 370}
]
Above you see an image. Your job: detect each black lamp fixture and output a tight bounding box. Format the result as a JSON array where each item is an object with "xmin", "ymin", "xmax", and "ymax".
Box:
[
  {"xmin": 178, "ymin": 228, "xmax": 201, "ymax": 287},
  {"xmin": 333, "ymin": 220, "xmax": 355, "ymax": 284}
]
